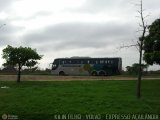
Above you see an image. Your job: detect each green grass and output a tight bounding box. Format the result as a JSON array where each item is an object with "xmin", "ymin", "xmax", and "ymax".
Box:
[{"xmin": 0, "ymin": 80, "xmax": 160, "ymax": 119}]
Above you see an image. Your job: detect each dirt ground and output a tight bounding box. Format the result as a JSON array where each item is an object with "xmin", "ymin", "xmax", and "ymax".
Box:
[{"xmin": 0, "ymin": 75, "xmax": 160, "ymax": 81}]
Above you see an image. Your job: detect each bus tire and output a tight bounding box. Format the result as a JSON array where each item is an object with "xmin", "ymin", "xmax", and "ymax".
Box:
[
  {"xmin": 91, "ymin": 71, "xmax": 97, "ymax": 76},
  {"xmin": 99, "ymin": 71, "xmax": 106, "ymax": 76},
  {"xmin": 59, "ymin": 71, "xmax": 65, "ymax": 76}
]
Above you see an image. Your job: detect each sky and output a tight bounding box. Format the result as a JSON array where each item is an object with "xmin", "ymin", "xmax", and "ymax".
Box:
[{"xmin": 0, "ymin": 0, "xmax": 160, "ymax": 70}]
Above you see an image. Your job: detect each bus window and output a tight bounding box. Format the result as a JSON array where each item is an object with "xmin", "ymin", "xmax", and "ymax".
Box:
[
  {"xmin": 77, "ymin": 60, "xmax": 81, "ymax": 64},
  {"xmin": 66, "ymin": 60, "xmax": 70, "ymax": 64},
  {"xmin": 100, "ymin": 60, "xmax": 104, "ymax": 64},
  {"xmin": 90, "ymin": 60, "xmax": 93, "ymax": 64}
]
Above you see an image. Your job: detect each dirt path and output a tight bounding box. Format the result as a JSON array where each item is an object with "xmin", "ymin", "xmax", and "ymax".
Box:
[{"xmin": 0, "ymin": 75, "xmax": 160, "ymax": 81}]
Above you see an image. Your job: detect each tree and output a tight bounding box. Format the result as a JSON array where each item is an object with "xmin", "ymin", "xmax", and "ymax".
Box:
[
  {"xmin": 119, "ymin": 0, "xmax": 147, "ymax": 98},
  {"xmin": 2, "ymin": 45, "xmax": 42, "ymax": 82},
  {"xmin": 135, "ymin": 0, "xmax": 147, "ymax": 98},
  {"xmin": 143, "ymin": 18, "xmax": 160, "ymax": 65}
]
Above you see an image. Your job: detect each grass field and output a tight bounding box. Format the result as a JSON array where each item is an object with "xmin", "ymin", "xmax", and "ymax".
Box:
[{"xmin": 0, "ymin": 80, "xmax": 160, "ymax": 119}]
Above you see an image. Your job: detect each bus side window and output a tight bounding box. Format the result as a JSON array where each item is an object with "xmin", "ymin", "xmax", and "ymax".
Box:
[
  {"xmin": 100, "ymin": 60, "xmax": 104, "ymax": 64},
  {"xmin": 77, "ymin": 60, "xmax": 81, "ymax": 64},
  {"xmin": 59, "ymin": 60, "xmax": 62, "ymax": 64},
  {"xmin": 72, "ymin": 60, "xmax": 75, "ymax": 64},
  {"xmin": 90, "ymin": 60, "xmax": 93, "ymax": 64},
  {"xmin": 71, "ymin": 60, "xmax": 74, "ymax": 64}
]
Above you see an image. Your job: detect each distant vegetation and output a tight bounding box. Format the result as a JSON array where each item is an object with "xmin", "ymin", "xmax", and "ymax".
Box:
[
  {"xmin": 125, "ymin": 63, "xmax": 148, "ymax": 75},
  {"xmin": 0, "ymin": 67, "xmax": 51, "ymax": 75},
  {"xmin": 0, "ymin": 66, "xmax": 160, "ymax": 77}
]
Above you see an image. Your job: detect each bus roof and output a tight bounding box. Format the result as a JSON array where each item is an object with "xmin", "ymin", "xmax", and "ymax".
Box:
[{"xmin": 54, "ymin": 57, "xmax": 122, "ymax": 60}]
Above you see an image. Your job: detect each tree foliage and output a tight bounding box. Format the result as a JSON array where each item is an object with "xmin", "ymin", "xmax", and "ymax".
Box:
[
  {"xmin": 2, "ymin": 45, "xmax": 42, "ymax": 82},
  {"xmin": 143, "ymin": 18, "xmax": 160, "ymax": 65}
]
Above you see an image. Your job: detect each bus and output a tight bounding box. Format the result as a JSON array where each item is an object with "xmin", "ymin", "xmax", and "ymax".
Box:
[{"xmin": 51, "ymin": 57, "xmax": 122, "ymax": 76}]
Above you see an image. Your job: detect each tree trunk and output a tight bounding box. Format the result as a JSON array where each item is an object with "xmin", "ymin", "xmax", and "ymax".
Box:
[
  {"xmin": 137, "ymin": 41, "xmax": 143, "ymax": 98},
  {"xmin": 136, "ymin": 0, "xmax": 146, "ymax": 98},
  {"xmin": 17, "ymin": 64, "xmax": 21, "ymax": 83}
]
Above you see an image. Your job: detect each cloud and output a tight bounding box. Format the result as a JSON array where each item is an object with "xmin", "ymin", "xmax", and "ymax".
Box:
[
  {"xmin": 69, "ymin": 0, "xmax": 132, "ymax": 14},
  {"xmin": 0, "ymin": 0, "xmax": 160, "ymax": 70},
  {"xmin": 75, "ymin": 0, "xmax": 160, "ymax": 13},
  {"xmin": 0, "ymin": 20, "xmax": 25, "ymax": 47},
  {"xmin": 0, "ymin": 0, "xmax": 14, "ymax": 11},
  {"xmin": 22, "ymin": 22, "xmax": 135, "ymax": 52}
]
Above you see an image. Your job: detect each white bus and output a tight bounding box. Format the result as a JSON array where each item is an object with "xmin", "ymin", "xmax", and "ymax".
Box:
[{"xmin": 51, "ymin": 57, "xmax": 122, "ymax": 76}]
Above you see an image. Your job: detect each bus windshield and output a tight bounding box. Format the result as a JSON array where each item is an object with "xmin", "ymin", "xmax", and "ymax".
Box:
[{"xmin": 52, "ymin": 64, "xmax": 57, "ymax": 70}]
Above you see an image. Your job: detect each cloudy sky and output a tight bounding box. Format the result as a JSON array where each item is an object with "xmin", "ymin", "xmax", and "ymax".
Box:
[{"xmin": 0, "ymin": 0, "xmax": 160, "ymax": 70}]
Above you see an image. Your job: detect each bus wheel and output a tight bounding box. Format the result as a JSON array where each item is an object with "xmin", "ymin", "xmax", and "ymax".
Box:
[
  {"xmin": 59, "ymin": 71, "xmax": 65, "ymax": 76},
  {"xmin": 91, "ymin": 71, "xmax": 97, "ymax": 76},
  {"xmin": 99, "ymin": 71, "xmax": 105, "ymax": 76}
]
